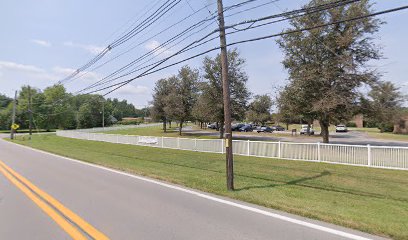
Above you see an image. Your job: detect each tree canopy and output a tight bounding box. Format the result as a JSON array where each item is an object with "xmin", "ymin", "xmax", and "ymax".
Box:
[{"xmin": 277, "ymin": 0, "xmax": 382, "ymax": 142}]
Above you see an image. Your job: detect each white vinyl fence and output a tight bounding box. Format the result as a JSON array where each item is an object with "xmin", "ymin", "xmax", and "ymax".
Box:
[
  {"xmin": 56, "ymin": 130, "xmax": 408, "ymax": 170},
  {"xmin": 73, "ymin": 123, "xmax": 161, "ymax": 133}
]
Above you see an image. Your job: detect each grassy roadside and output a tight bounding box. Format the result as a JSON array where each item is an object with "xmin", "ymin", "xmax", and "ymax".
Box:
[
  {"xmin": 9, "ymin": 134, "xmax": 408, "ymax": 239},
  {"xmin": 103, "ymin": 124, "xmax": 217, "ymax": 139}
]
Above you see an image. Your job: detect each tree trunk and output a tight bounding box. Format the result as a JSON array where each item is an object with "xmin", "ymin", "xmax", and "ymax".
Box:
[
  {"xmin": 169, "ymin": 120, "xmax": 172, "ymax": 128},
  {"xmin": 219, "ymin": 122, "xmax": 224, "ymax": 139},
  {"xmin": 179, "ymin": 121, "xmax": 183, "ymax": 136},
  {"xmin": 319, "ymin": 117, "xmax": 330, "ymax": 143},
  {"xmin": 163, "ymin": 118, "xmax": 167, "ymax": 133},
  {"xmin": 286, "ymin": 122, "xmax": 289, "ymax": 130},
  {"xmin": 307, "ymin": 120, "xmax": 312, "ymax": 136}
]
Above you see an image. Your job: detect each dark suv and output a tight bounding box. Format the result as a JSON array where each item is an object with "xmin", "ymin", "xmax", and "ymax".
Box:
[
  {"xmin": 232, "ymin": 123, "xmax": 245, "ymax": 131},
  {"xmin": 239, "ymin": 125, "xmax": 253, "ymax": 132}
]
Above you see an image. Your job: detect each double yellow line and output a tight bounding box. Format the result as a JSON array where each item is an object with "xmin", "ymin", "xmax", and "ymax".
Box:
[{"xmin": 0, "ymin": 160, "xmax": 109, "ymax": 240}]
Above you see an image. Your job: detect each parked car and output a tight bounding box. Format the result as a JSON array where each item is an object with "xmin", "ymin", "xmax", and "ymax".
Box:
[
  {"xmin": 300, "ymin": 125, "xmax": 315, "ymax": 135},
  {"xmin": 253, "ymin": 125, "xmax": 263, "ymax": 131},
  {"xmin": 271, "ymin": 125, "xmax": 285, "ymax": 131},
  {"xmin": 207, "ymin": 123, "xmax": 218, "ymax": 129},
  {"xmin": 336, "ymin": 124, "xmax": 348, "ymax": 133},
  {"xmin": 239, "ymin": 125, "xmax": 253, "ymax": 132},
  {"xmin": 231, "ymin": 123, "xmax": 245, "ymax": 131},
  {"xmin": 257, "ymin": 126, "xmax": 273, "ymax": 133}
]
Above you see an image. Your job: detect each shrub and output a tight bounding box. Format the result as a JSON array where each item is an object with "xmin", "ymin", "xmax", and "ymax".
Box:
[
  {"xmin": 378, "ymin": 123, "xmax": 394, "ymax": 133},
  {"xmin": 346, "ymin": 122, "xmax": 357, "ymax": 128}
]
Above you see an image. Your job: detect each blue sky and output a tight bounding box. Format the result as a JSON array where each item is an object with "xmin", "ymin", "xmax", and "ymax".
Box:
[{"xmin": 0, "ymin": 0, "xmax": 407, "ymax": 108}]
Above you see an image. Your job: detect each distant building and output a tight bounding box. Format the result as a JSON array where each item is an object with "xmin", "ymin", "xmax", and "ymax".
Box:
[
  {"xmin": 121, "ymin": 117, "xmax": 153, "ymax": 123},
  {"xmin": 122, "ymin": 117, "xmax": 140, "ymax": 122},
  {"xmin": 394, "ymin": 116, "xmax": 408, "ymax": 134},
  {"xmin": 351, "ymin": 114, "xmax": 364, "ymax": 128},
  {"xmin": 312, "ymin": 114, "xmax": 364, "ymax": 128}
]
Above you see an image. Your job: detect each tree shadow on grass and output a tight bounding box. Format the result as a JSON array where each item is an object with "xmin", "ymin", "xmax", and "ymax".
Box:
[
  {"xmin": 235, "ymin": 171, "xmax": 331, "ymax": 191},
  {"xmin": 77, "ymin": 146, "xmax": 408, "ymax": 202},
  {"xmin": 235, "ymin": 171, "xmax": 408, "ymax": 202}
]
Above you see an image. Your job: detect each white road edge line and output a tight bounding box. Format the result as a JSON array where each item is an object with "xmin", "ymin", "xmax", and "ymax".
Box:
[{"xmin": 3, "ymin": 139, "xmax": 373, "ymax": 240}]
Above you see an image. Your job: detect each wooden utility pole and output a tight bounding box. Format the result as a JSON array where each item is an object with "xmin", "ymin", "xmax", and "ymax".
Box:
[
  {"xmin": 10, "ymin": 91, "xmax": 17, "ymax": 140},
  {"xmin": 28, "ymin": 86, "xmax": 33, "ymax": 139},
  {"xmin": 217, "ymin": 0, "xmax": 234, "ymax": 191},
  {"xmin": 102, "ymin": 100, "xmax": 105, "ymax": 128}
]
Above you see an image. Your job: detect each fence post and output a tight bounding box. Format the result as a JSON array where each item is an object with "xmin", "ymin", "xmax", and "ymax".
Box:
[
  {"xmin": 194, "ymin": 138, "xmax": 197, "ymax": 151},
  {"xmin": 278, "ymin": 141, "xmax": 281, "ymax": 158},
  {"xmin": 317, "ymin": 142, "xmax": 321, "ymax": 162},
  {"xmin": 161, "ymin": 136, "xmax": 164, "ymax": 148},
  {"xmin": 247, "ymin": 140, "xmax": 250, "ymax": 156},
  {"xmin": 367, "ymin": 144, "xmax": 371, "ymax": 166}
]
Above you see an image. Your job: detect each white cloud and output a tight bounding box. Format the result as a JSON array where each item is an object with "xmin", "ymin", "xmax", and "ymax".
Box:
[
  {"xmin": 30, "ymin": 39, "xmax": 51, "ymax": 47},
  {"xmin": 63, "ymin": 41, "xmax": 105, "ymax": 55},
  {"xmin": 52, "ymin": 66, "xmax": 100, "ymax": 82},
  {"xmin": 116, "ymin": 84, "xmax": 149, "ymax": 95},
  {"xmin": 145, "ymin": 40, "xmax": 173, "ymax": 57},
  {"xmin": 0, "ymin": 61, "xmax": 101, "ymax": 84},
  {"xmin": 0, "ymin": 61, "xmax": 46, "ymax": 73}
]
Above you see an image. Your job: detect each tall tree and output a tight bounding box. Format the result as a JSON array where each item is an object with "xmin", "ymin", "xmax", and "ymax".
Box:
[
  {"xmin": 151, "ymin": 78, "xmax": 172, "ymax": 132},
  {"xmin": 367, "ymin": 81, "xmax": 404, "ymax": 132},
  {"xmin": 77, "ymin": 95, "xmax": 105, "ymax": 129},
  {"xmin": 201, "ymin": 49, "xmax": 250, "ymax": 138},
  {"xmin": 246, "ymin": 94, "xmax": 273, "ymax": 125},
  {"xmin": 0, "ymin": 94, "xmax": 12, "ymax": 109},
  {"xmin": 192, "ymin": 94, "xmax": 214, "ymax": 128},
  {"xmin": 164, "ymin": 66, "xmax": 199, "ymax": 135},
  {"xmin": 40, "ymin": 85, "xmax": 76, "ymax": 130},
  {"xmin": 277, "ymin": 0, "xmax": 382, "ymax": 143}
]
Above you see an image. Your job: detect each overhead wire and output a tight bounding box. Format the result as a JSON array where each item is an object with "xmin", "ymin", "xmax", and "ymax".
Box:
[
  {"xmin": 59, "ymin": 0, "xmax": 271, "ymax": 85},
  {"xmin": 67, "ymin": 0, "xmax": 216, "ymax": 85},
  {"xmin": 82, "ymin": 5, "xmax": 408, "ymax": 96},
  {"xmin": 79, "ymin": 0, "xmax": 363, "ymax": 94},
  {"xmin": 58, "ymin": 0, "xmax": 182, "ymax": 85}
]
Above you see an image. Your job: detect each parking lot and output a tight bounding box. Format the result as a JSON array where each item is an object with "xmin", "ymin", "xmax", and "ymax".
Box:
[{"xmin": 191, "ymin": 126, "xmax": 408, "ymax": 147}]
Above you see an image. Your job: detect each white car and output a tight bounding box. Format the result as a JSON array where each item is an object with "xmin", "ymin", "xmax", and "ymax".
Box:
[
  {"xmin": 300, "ymin": 125, "xmax": 315, "ymax": 135},
  {"xmin": 336, "ymin": 124, "xmax": 348, "ymax": 132}
]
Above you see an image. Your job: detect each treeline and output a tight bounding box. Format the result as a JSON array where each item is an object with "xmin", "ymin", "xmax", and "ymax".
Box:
[
  {"xmin": 151, "ymin": 49, "xmax": 273, "ymax": 137},
  {"xmin": 0, "ymin": 85, "xmax": 147, "ymax": 131}
]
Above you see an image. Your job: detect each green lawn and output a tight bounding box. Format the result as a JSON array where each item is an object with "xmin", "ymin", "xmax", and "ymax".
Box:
[
  {"xmin": 104, "ymin": 124, "xmax": 218, "ymax": 139},
  {"xmin": 8, "ymin": 134, "xmax": 408, "ymax": 239}
]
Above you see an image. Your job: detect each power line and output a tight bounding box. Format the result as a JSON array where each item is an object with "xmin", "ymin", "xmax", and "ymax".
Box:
[
  {"xmin": 59, "ymin": 0, "xmax": 271, "ymax": 85},
  {"xmin": 78, "ymin": 0, "xmax": 363, "ymax": 94},
  {"xmin": 58, "ymin": 0, "xmax": 182, "ymax": 85},
  {"xmin": 82, "ymin": 5, "xmax": 408, "ymax": 96},
  {"xmin": 67, "ymin": 0, "xmax": 217, "ymax": 85}
]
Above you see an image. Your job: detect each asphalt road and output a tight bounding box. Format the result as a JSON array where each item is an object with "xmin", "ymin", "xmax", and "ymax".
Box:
[{"xmin": 0, "ymin": 138, "xmax": 385, "ymax": 240}]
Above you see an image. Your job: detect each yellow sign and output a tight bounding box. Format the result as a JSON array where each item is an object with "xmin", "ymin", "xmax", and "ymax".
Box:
[{"xmin": 11, "ymin": 124, "xmax": 20, "ymax": 130}]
